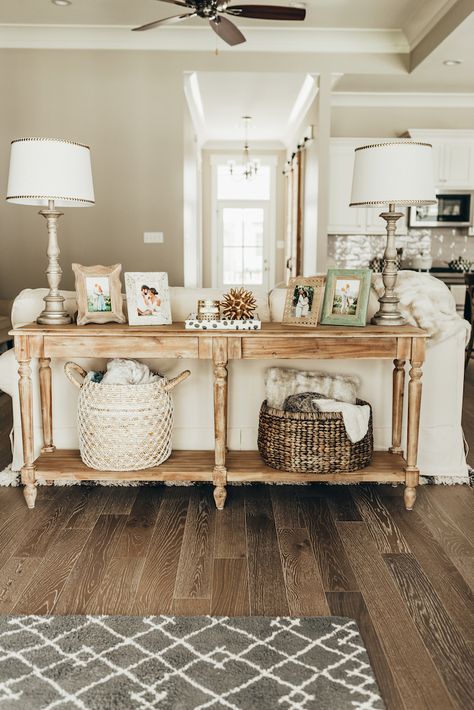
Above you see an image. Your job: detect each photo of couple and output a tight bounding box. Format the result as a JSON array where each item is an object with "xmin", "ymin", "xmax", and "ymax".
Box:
[
  {"xmin": 137, "ymin": 285, "xmax": 162, "ymax": 317},
  {"xmin": 292, "ymin": 286, "xmax": 314, "ymax": 318},
  {"xmin": 331, "ymin": 278, "xmax": 360, "ymax": 316},
  {"xmin": 125, "ymin": 272, "xmax": 172, "ymax": 326},
  {"xmin": 86, "ymin": 277, "xmax": 112, "ymax": 313}
]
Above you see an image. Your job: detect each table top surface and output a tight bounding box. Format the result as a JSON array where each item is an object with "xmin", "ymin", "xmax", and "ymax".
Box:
[{"xmin": 11, "ymin": 321, "xmax": 428, "ymax": 339}]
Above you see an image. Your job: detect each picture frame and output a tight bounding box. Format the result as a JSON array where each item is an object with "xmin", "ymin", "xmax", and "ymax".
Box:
[
  {"xmin": 125, "ymin": 272, "xmax": 172, "ymax": 326},
  {"xmin": 72, "ymin": 263, "xmax": 126, "ymax": 326},
  {"xmin": 282, "ymin": 276, "xmax": 325, "ymax": 327},
  {"xmin": 320, "ymin": 268, "xmax": 372, "ymax": 327}
]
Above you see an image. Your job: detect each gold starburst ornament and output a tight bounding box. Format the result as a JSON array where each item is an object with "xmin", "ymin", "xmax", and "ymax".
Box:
[{"xmin": 221, "ymin": 287, "xmax": 257, "ymax": 320}]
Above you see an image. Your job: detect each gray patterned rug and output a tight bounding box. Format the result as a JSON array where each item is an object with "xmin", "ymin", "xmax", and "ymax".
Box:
[{"xmin": 0, "ymin": 615, "xmax": 385, "ymax": 709}]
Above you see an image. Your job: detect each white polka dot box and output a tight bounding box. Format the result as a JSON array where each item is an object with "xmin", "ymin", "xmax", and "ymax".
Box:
[{"xmin": 184, "ymin": 313, "xmax": 262, "ymax": 330}]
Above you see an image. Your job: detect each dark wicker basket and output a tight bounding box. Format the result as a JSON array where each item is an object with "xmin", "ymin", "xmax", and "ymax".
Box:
[{"xmin": 258, "ymin": 397, "xmax": 373, "ymax": 474}]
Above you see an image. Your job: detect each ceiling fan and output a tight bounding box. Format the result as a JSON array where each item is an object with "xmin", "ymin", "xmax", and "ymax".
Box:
[{"xmin": 132, "ymin": 0, "xmax": 306, "ymax": 46}]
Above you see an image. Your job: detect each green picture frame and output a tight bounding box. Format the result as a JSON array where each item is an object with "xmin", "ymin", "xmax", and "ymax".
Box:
[{"xmin": 320, "ymin": 268, "xmax": 372, "ymax": 327}]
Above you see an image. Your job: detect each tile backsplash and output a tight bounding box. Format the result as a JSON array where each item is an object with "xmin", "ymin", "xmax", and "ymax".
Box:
[{"xmin": 328, "ymin": 228, "xmax": 474, "ymax": 269}]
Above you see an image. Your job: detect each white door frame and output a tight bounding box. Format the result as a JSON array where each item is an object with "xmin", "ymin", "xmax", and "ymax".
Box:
[{"xmin": 210, "ymin": 153, "xmax": 277, "ymax": 289}]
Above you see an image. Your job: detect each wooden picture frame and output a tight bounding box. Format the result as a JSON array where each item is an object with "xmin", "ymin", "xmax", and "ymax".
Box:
[
  {"xmin": 72, "ymin": 263, "xmax": 126, "ymax": 326},
  {"xmin": 125, "ymin": 272, "xmax": 172, "ymax": 326},
  {"xmin": 282, "ymin": 276, "xmax": 325, "ymax": 327},
  {"xmin": 320, "ymin": 268, "xmax": 372, "ymax": 327}
]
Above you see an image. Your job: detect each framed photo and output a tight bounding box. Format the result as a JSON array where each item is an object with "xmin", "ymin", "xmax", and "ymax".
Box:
[
  {"xmin": 320, "ymin": 268, "xmax": 372, "ymax": 327},
  {"xmin": 125, "ymin": 272, "xmax": 172, "ymax": 326},
  {"xmin": 72, "ymin": 263, "xmax": 125, "ymax": 326},
  {"xmin": 282, "ymin": 276, "xmax": 325, "ymax": 327}
]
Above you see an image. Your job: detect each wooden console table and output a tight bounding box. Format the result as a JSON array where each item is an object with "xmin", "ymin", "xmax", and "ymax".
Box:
[{"xmin": 11, "ymin": 322, "xmax": 427, "ymax": 511}]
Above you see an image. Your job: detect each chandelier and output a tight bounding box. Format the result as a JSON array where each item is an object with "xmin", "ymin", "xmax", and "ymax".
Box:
[{"xmin": 228, "ymin": 116, "xmax": 259, "ymax": 181}]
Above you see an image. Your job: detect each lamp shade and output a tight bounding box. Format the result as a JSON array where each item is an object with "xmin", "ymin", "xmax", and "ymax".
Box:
[
  {"xmin": 6, "ymin": 137, "xmax": 95, "ymax": 207},
  {"xmin": 350, "ymin": 140, "xmax": 436, "ymax": 207}
]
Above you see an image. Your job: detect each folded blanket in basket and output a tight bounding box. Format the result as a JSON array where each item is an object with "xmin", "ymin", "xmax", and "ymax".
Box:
[
  {"xmin": 86, "ymin": 359, "xmax": 163, "ymax": 385},
  {"xmin": 316, "ymin": 398, "xmax": 370, "ymax": 444}
]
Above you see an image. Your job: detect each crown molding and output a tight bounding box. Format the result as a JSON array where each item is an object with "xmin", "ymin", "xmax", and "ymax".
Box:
[
  {"xmin": 0, "ymin": 23, "xmax": 409, "ymax": 54},
  {"xmin": 408, "ymin": 128, "xmax": 474, "ymax": 139},
  {"xmin": 332, "ymin": 91, "xmax": 474, "ymax": 108},
  {"xmin": 403, "ymin": 0, "xmax": 458, "ymax": 48}
]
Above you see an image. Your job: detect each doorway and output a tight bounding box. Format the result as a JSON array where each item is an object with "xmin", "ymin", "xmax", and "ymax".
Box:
[{"xmin": 211, "ymin": 155, "xmax": 277, "ymax": 289}]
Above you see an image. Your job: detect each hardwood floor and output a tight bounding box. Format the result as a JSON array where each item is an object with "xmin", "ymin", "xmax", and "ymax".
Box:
[{"xmin": 0, "ymin": 368, "xmax": 472, "ymax": 710}]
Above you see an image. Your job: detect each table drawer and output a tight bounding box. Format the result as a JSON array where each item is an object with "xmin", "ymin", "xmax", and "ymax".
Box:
[
  {"xmin": 242, "ymin": 337, "xmax": 397, "ymax": 359},
  {"xmin": 44, "ymin": 336, "xmax": 199, "ymax": 359}
]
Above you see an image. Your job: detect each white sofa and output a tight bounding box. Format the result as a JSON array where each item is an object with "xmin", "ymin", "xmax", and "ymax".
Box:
[{"xmin": 0, "ymin": 283, "xmax": 469, "ymax": 481}]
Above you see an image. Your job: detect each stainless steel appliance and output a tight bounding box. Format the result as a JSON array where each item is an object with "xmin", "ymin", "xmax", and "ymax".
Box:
[{"xmin": 408, "ymin": 193, "xmax": 472, "ymax": 228}]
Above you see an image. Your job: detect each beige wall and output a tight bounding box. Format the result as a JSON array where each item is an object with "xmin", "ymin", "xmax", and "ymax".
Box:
[
  {"xmin": 0, "ymin": 49, "xmax": 186, "ymax": 299},
  {"xmin": 332, "ymin": 105, "xmax": 474, "ymax": 137}
]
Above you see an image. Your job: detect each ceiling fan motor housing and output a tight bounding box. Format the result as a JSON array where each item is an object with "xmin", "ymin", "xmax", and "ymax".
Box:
[{"xmin": 132, "ymin": 0, "xmax": 306, "ymax": 45}]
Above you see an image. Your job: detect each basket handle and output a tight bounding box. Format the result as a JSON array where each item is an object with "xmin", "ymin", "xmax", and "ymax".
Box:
[
  {"xmin": 164, "ymin": 369, "xmax": 191, "ymax": 392},
  {"xmin": 64, "ymin": 361, "xmax": 88, "ymax": 389}
]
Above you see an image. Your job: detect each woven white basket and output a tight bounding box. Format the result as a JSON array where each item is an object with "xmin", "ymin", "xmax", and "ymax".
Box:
[{"xmin": 65, "ymin": 362, "xmax": 190, "ymax": 471}]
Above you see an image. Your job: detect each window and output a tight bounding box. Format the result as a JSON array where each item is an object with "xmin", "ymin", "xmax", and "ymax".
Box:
[{"xmin": 221, "ymin": 207, "xmax": 265, "ymax": 285}]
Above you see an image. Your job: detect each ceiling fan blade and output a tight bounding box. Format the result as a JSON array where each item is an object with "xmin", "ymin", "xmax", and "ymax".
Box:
[
  {"xmin": 132, "ymin": 12, "xmax": 196, "ymax": 31},
  {"xmin": 209, "ymin": 15, "xmax": 246, "ymax": 45},
  {"xmin": 153, "ymin": 0, "xmax": 190, "ymax": 6},
  {"xmin": 225, "ymin": 5, "xmax": 306, "ymax": 20}
]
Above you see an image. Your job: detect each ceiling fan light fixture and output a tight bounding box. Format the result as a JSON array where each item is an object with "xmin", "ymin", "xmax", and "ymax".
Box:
[{"xmin": 51, "ymin": 0, "xmax": 72, "ymax": 6}]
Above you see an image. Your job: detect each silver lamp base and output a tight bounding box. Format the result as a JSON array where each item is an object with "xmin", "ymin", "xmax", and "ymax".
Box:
[
  {"xmin": 37, "ymin": 201, "xmax": 72, "ymax": 326},
  {"xmin": 371, "ymin": 203, "xmax": 406, "ymax": 327},
  {"xmin": 37, "ymin": 305, "xmax": 72, "ymax": 326}
]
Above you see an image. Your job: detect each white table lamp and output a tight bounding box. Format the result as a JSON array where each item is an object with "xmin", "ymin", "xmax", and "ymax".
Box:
[
  {"xmin": 6, "ymin": 137, "xmax": 95, "ymax": 325},
  {"xmin": 350, "ymin": 140, "xmax": 436, "ymax": 326}
]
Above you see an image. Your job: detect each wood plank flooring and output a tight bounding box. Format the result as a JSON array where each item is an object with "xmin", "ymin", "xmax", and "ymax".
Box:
[
  {"xmin": 0, "ymin": 367, "xmax": 472, "ymax": 710},
  {"xmin": 0, "ymin": 480, "xmax": 472, "ymax": 709}
]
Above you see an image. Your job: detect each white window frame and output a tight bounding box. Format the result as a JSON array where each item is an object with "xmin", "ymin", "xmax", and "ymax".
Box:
[{"xmin": 210, "ymin": 154, "xmax": 278, "ymax": 289}]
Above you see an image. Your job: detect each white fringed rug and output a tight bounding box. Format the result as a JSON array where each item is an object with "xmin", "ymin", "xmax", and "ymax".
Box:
[{"xmin": 0, "ymin": 464, "xmax": 471, "ymax": 488}]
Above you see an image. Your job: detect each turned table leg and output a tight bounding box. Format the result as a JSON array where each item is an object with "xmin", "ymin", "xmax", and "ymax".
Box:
[
  {"xmin": 39, "ymin": 357, "xmax": 55, "ymax": 454},
  {"xmin": 16, "ymin": 337, "xmax": 37, "ymax": 509},
  {"xmin": 212, "ymin": 338, "xmax": 228, "ymax": 510},
  {"xmin": 404, "ymin": 340, "xmax": 424, "ymax": 510},
  {"xmin": 390, "ymin": 358, "xmax": 405, "ymax": 455}
]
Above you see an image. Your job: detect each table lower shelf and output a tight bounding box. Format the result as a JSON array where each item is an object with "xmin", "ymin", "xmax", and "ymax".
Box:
[{"xmin": 33, "ymin": 449, "xmax": 408, "ymax": 484}]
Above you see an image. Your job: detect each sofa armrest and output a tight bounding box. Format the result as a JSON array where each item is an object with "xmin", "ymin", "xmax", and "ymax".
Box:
[{"xmin": 0, "ymin": 348, "xmax": 16, "ymax": 396}]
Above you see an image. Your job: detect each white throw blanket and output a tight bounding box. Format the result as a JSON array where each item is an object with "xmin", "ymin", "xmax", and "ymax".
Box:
[
  {"xmin": 100, "ymin": 359, "xmax": 162, "ymax": 385},
  {"xmin": 371, "ymin": 271, "xmax": 471, "ymax": 345},
  {"xmin": 316, "ymin": 398, "xmax": 371, "ymax": 443}
]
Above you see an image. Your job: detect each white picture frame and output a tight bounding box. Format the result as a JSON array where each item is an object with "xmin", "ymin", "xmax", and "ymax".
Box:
[{"xmin": 125, "ymin": 272, "xmax": 172, "ymax": 326}]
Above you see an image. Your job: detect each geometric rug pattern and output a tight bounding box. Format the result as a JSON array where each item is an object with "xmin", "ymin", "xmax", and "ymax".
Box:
[{"xmin": 0, "ymin": 615, "xmax": 385, "ymax": 709}]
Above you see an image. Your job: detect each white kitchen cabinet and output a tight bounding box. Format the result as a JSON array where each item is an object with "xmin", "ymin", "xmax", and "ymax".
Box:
[
  {"xmin": 328, "ymin": 139, "xmax": 407, "ymax": 235},
  {"xmin": 437, "ymin": 142, "xmax": 474, "ymax": 189},
  {"xmin": 409, "ymin": 130, "xmax": 474, "ymax": 189}
]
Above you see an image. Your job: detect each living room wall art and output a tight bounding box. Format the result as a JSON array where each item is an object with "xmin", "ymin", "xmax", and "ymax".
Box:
[
  {"xmin": 72, "ymin": 263, "xmax": 125, "ymax": 326},
  {"xmin": 125, "ymin": 272, "xmax": 172, "ymax": 326}
]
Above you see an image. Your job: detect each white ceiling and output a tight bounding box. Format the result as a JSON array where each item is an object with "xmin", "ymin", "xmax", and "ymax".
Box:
[
  {"xmin": 336, "ymin": 11, "xmax": 474, "ymax": 93},
  {"xmin": 0, "ymin": 0, "xmax": 444, "ymax": 33},
  {"xmin": 190, "ymin": 71, "xmax": 314, "ymax": 145}
]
